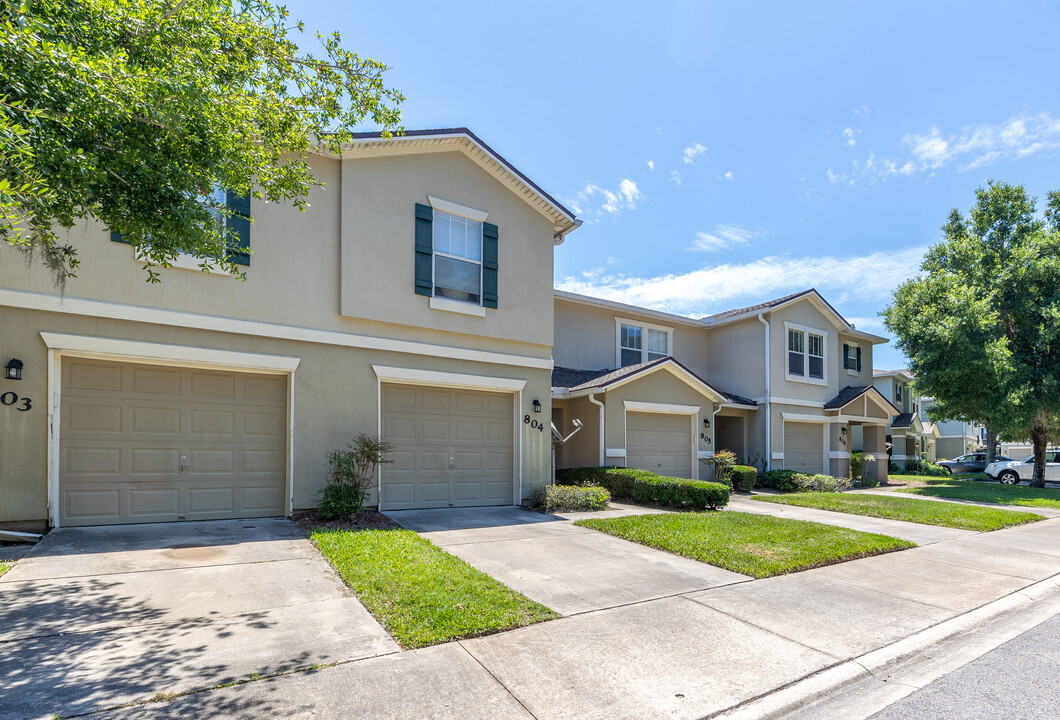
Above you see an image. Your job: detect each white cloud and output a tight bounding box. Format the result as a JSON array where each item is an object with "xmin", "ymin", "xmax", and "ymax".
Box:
[
  {"xmin": 682, "ymin": 142, "xmax": 707, "ymax": 164},
  {"xmin": 568, "ymin": 178, "xmax": 645, "ymax": 219},
  {"xmin": 689, "ymin": 224, "xmax": 766, "ymax": 253},
  {"xmin": 556, "ymin": 246, "xmax": 927, "ymax": 316},
  {"xmin": 723, "ymin": 170, "xmax": 734, "ymax": 181},
  {"xmin": 845, "ymin": 316, "xmax": 887, "ymax": 331},
  {"xmin": 842, "ymin": 127, "xmax": 858, "ymax": 147},
  {"xmin": 838, "ymin": 113, "xmax": 1060, "ymax": 186},
  {"xmin": 669, "ymin": 170, "xmax": 682, "ymax": 186},
  {"xmin": 646, "ymin": 160, "xmax": 655, "ymax": 171},
  {"xmin": 854, "ymin": 104, "xmax": 870, "ymax": 116}
]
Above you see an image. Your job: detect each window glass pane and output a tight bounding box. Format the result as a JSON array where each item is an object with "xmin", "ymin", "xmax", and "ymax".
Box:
[
  {"xmin": 620, "ymin": 324, "xmax": 642, "ymax": 350},
  {"xmin": 466, "ymin": 220, "xmax": 482, "ymax": 261},
  {"xmin": 808, "ymin": 356, "xmax": 823, "ymax": 378},
  {"xmin": 809, "ymin": 334, "xmax": 823, "ymax": 357},
  {"xmin": 621, "ymin": 348, "xmax": 642, "ymax": 367},
  {"xmin": 433, "ymin": 212, "xmax": 451, "ymax": 255},
  {"xmin": 452, "ymin": 215, "xmax": 468, "ymax": 257},
  {"xmin": 646, "ymin": 351, "xmax": 668, "ymax": 361},
  {"xmin": 434, "ymin": 256, "xmax": 480, "ymax": 304},
  {"xmin": 788, "ymin": 351, "xmax": 804, "ymax": 376},
  {"xmin": 647, "ymin": 329, "xmax": 668, "ymax": 355},
  {"xmin": 788, "ymin": 329, "xmax": 803, "ymax": 353}
]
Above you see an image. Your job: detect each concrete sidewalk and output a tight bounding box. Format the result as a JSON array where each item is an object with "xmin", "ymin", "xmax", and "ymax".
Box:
[{"xmin": 97, "ymin": 513, "xmax": 1060, "ymax": 720}]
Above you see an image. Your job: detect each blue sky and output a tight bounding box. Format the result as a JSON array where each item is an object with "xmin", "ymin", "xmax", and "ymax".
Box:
[{"xmin": 303, "ymin": 0, "xmax": 1060, "ymax": 370}]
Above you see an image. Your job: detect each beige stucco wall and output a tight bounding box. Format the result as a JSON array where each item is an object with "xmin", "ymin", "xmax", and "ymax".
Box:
[
  {"xmin": 769, "ymin": 301, "xmax": 846, "ymax": 403},
  {"xmin": 553, "ymin": 395, "xmax": 602, "ymax": 469},
  {"xmin": 0, "ymin": 307, "xmax": 553, "ymax": 524},
  {"xmin": 704, "ymin": 317, "xmax": 765, "ymax": 401},
  {"xmin": 553, "ymin": 298, "xmax": 709, "ymax": 376},
  {"xmin": 838, "ymin": 331, "xmax": 875, "ymax": 387}
]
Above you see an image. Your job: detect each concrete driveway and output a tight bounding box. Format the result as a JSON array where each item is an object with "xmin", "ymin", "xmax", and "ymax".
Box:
[
  {"xmin": 0, "ymin": 519, "xmax": 397, "ymax": 720},
  {"xmin": 385, "ymin": 505, "xmax": 750, "ymax": 615}
]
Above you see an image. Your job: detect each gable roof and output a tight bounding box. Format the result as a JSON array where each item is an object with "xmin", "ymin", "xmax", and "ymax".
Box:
[
  {"xmin": 890, "ymin": 412, "xmax": 916, "ymax": 429},
  {"xmin": 321, "ymin": 128, "xmax": 580, "ymax": 240},
  {"xmin": 823, "ymin": 385, "xmax": 900, "ymax": 415},
  {"xmin": 552, "ymin": 357, "xmax": 757, "ymax": 407}
]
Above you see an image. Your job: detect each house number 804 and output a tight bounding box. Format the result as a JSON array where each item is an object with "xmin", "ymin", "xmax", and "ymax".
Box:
[
  {"xmin": 523, "ymin": 415, "xmax": 544, "ymax": 432},
  {"xmin": 0, "ymin": 392, "xmax": 31, "ymax": 411}
]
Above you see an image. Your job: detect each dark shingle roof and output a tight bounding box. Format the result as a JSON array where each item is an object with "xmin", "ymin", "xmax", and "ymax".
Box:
[
  {"xmin": 890, "ymin": 412, "xmax": 915, "ymax": 429},
  {"xmin": 702, "ymin": 289, "xmax": 816, "ymax": 323},
  {"xmin": 552, "ymin": 359, "xmax": 757, "ymax": 407},
  {"xmin": 824, "ymin": 385, "xmax": 873, "ymax": 409}
]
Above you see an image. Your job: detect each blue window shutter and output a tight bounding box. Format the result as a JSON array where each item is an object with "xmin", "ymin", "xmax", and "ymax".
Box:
[
  {"xmin": 856, "ymin": 346, "xmax": 862, "ymax": 372},
  {"xmin": 414, "ymin": 203, "xmax": 433, "ymax": 296},
  {"xmin": 110, "ymin": 231, "xmax": 128, "ymax": 244},
  {"xmin": 226, "ymin": 189, "xmax": 251, "ymax": 266},
  {"xmin": 843, "ymin": 343, "xmax": 850, "ymax": 369},
  {"xmin": 482, "ymin": 222, "xmax": 498, "ymax": 309}
]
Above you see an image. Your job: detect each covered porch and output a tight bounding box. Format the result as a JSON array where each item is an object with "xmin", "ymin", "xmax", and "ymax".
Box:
[{"xmin": 824, "ymin": 385, "xmax": 898, "ymax": 484}]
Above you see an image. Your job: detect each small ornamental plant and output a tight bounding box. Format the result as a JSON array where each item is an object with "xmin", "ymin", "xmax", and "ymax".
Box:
[{"xmin": 319, "ymin": 433, "xmax": 393, "ymax": 519}]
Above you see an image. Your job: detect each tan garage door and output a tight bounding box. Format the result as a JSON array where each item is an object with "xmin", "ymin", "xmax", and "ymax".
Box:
[
  {"xmin": 60, "ymin": 358, "xmax": 287, "ymax": 526},
  {"xmin": 785, "ymin": 422, "xmax": 825, "ymax": 474},
  {"xmin": 626, "ymin": 412, "xmax": 693, "ymax": 479},
  {"xmin": 380, "ymin": 384, "xmax": 513, "ymax": 510}
]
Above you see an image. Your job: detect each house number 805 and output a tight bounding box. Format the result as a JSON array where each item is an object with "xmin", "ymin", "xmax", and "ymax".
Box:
[
  {"xmin": 523, "ymin": 415, "xmax": 544, "ymax": 432},
  {"xmin": 0, "ymin": 392, "xmax": 31, "ymax": 411}
]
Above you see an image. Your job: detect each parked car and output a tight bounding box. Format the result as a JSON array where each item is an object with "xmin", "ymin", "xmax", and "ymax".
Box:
[
  {"xmin": 985, "ymin": 451, "xmax": 1060, "ymax": 484},
  {"xmin": 937, "ymin": 453, "xmax": 1011, "ymax": 474}
]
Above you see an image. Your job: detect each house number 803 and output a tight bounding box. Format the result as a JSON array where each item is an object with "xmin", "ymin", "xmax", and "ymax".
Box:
[
  {"xmin": 0, "ymin": 392, "xmax": 31, "ymax": 411},
  {"xmin": 523, "ymin": 415, "xmax": 544, "ymax": 432}
]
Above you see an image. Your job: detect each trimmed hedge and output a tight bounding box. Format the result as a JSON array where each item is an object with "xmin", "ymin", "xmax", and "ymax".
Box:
[
  {"xmin": 527, "ymin": 484, "xmax": 610, "ymax": 512},
  {"xmin": 758, "ymin": 469, "xmax": 851, "ymax": 493},
  {"xmin": 730, "ymin": 465, "xmax": 758, "ymax": 492},
  {"xmin": 556, "ymin": 466, "xmax": 729, "ymax": 510}
]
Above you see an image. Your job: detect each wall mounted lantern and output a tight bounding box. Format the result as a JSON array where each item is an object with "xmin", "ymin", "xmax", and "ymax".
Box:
[
  {"xmin": 841, "ymin": 426, "xmax": 848, "ymax": 435},
  {"xmin": 4, "ymin": 359, "xmax": 22, "ymax": 381},
  {"xmin": 532, "ymin": 399, "xmax": 542, "ymax": 413},
  {"xmin": 703, "ymin": 418, "xmax": 711, "ymax": 428}
]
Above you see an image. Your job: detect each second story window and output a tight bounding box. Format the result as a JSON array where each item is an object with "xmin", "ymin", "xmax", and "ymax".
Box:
[
  {"xmin": 617, "ymin": 319, "xmax": 672, "ymax": 367},
  {"xmin": 786, "ymin": 325, "xmax": 827, "ymax": 383},
  {"xmin": 433, "ymin": 210, "xmax": 483, "ymax": 305},
  {"xmin": 896, "ymin": 384, "xmax": 903, "ymax": 403}
]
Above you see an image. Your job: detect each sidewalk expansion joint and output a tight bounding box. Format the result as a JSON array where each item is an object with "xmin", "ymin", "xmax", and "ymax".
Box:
[
  {"xmin": 4, "ymin": 554, "xmax": 311, "ymax": 583},
  {"xmin": 458, "ymin": 642, "xmax": 542, "ymax": 719}
]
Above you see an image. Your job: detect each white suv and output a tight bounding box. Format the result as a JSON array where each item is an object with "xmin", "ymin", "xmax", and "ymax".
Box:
[{"xmin": 985, "ymin": 451, "xmax": 1060, "ymax": 484}]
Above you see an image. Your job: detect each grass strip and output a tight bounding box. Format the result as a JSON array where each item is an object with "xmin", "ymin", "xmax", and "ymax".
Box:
[
  {"xmin": 575, "ymin": 511, "xmax": 914, "ymax": 578},
  {"xmin": 0, "ymin": 562, "xmax": 11, "ymax": 578},
  {"xmin": 895, "ymin": 478, "xmax": 1060, "ymax": 509},
  {"xmin": 311, "ymin": 529, "xmax": 557, "ymax": 648},
  {"xmin": 754, "ymin": 492, "xmax": 1042, "ymax": 531}
]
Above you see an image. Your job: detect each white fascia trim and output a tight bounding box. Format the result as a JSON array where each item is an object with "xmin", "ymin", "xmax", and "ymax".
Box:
[
  {"xmin": 720, "ymin": 402, "xmax": 759, "ymax": 411},
  {"xmin": 372, "ymin": 365, "xmax": 527, "ymax": 392},
  {"xmin": 2, "ymin": 289, "xmax": 551, "ymax": 370},
  {"xmin": 623, "ymin": 400, "xmax": 700, "ymax": 415},
  {"xmin": 40, "ymin": 332, "xmax": 300, "ymax": 373},
  {"xmin": 843, "ymin": 415, "xmax": 890, "ymax": 426},
  {"xmin": 829, "ymin": 451, "xmax": 852, "ymax": 459},
  {"xmin": 604, "ymin": 448, "xmax": 626, "ymax": 459},
  {"xmin": 554, "ymin": 290, "xmax": 705, "ymax": 328},
  {"xmin": 427, "ymin": 195, "xmax": 489, "ymax": 222},
  {"xmin": 429, "ymin": 296, "xmax": 487, "ymax": 317},
  {"xmin": 781, "ymin": 412, "xmax": 830, "ymax": 423},
  {"xmin": 766, "ymin": 396, "xmax": 826, "ymax": 408}
]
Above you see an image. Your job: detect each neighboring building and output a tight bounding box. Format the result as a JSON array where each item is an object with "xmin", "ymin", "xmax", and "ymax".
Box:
[
  {"xmin": 919, "ymin": 397, "xmax": 986, "ymax": 460},
  {"xmin": 870, "ymin": 369, "xmax": 930, "ymax": 466},
  {"xmin": 0, "ymin": 128, "xmax": 580, "ymax": 529},
  {"xmin": 552, "ymin": 289, "xmax": 894, "ymax": 483}
]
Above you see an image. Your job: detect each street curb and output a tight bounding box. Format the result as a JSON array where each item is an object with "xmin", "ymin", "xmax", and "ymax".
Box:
[{"xmin": 710, "ymin": 573, "xmax": 1060, "ymax": 720}]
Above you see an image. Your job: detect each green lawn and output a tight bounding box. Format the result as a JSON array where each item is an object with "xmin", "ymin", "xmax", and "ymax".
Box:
[
  {"xmin": 755, "ymin": 492, "xmax": 1042, "ymax": 531},
  {"xmin": 574, "ymin": 511, "xmax": 914, "ymax": 578},
  {"xmin": 894, "ymin": 473, "xmax": 986, "ymax": 481},
  {"xmin": 311, "ymin": 529, "xmax": 557, "ymax": 648},
  {"xmin": 0, "ymin": 562, "xmax": 11, "ymax": 578},
  {"xmin": 895, "ymin": 478, "xmax": 1060, "ymax": 509}
]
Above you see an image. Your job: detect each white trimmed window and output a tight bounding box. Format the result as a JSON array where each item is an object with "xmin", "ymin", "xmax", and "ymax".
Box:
[
  {"xmin": 617, "ymin": 319, "xmax": 672, "ymax": 367},
  {"xmin": 433, "ymin": 209, "xmax": 483, "ymax": 305},
  {"xmin": 785, "ymin": 324, "xmax": 827, "ymax": 384}
]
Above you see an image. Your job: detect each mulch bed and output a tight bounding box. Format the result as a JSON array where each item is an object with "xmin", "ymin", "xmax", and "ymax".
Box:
[{"xmin": 291, "ymin": 509, "xmax": 401, "ymax": 535}]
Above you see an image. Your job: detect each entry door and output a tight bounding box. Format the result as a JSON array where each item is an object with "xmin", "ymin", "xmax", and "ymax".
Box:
[
  {"xmin": 626, "ymin": 412, "xmax": 693, "ymax": 478},
  {"xmin": 380, "ymin": 384, "xmax": 514, "ymax": 509}
]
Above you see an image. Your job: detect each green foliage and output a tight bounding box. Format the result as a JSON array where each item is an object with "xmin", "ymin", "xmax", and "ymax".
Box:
[
  {"xmin": 575, "ymin": 512, "xmax": 914, "ymax": 579},
  {"xmin": 711, "ymin": 448, "xmax": 738, "ymax": 481},
  {"xmin": 730, "ymin": 465, "xmax": 758, "ymax": 492},
  {"xmin": 850, "ymin": 451, "xmax": 864, "ymax": 480},
  {"xmin": 555, "ymin": 466, "xmax": 616, "ymax": 486},
  {"xmin": 754, "ymin": 492, "xmax": 1042, "ymax": 532},
  {"xmin": 556, "ymin": 466, "xmax": 730, "ymax": 509},
  {"xmin": 311, "ymin": 529, "xmax": 556, "ymax": 648},
  {"xmin": 914, "ymin": 461, "xmax": 949, "ymax": 477},
  {"xmin": 318, "ymin": 433, "xmax": 393, "ymax": 520},
  {"xmin": 527, "ymin": 484, "xmax": 610, "ymax": 513},
  {"xmin": 896, "ymin": 478, "xmax": 1060, "ymax": 509},
  {"xmin": 1, "ymin": 0, "xmax": 403, "ymax": 283},
  {"xmin": 884, "ymin": 181, "xmax": 1060, "ymax": 487},
  {"xmin": 758, "ymin": 469, "xmax": 850, "ymax": 493}
]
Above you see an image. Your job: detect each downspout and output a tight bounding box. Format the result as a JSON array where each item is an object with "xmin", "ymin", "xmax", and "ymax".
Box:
[
  {"xmin": 588, "ymin": 391, "xmax": 605, "ymax": 466},
  {"xmin": 757, "ymin": 313, "xmax": 771, "ymax": 471}
]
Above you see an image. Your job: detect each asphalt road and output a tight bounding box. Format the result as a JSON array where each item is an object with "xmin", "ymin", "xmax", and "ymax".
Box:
[{"xmin": 868, "ymin": 612, "xmax": 1060, "ymax": 720}]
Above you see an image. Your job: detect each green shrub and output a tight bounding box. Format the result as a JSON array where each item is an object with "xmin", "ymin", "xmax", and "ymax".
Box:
[
  {"xmin": 758, "ymin": 469, "xmax": 851, "ymax": 493},
  {"xmin": 555, "ymin": 466, "xmax": 616, "ymax": 486},
  {"xmin": 711, "ymin": 449, "xmax": 738, "ymax": 481},
  {"xmin": 916, "ymin": 461, "xmax": 950, "ymax": 477},
  {"xmin": 318, "ymin": 433, "xmax": 393, "ymax": 520},
  {"xmin": 528, "ymin": 484, "xmax": 610, "ymax": 512},
  {"xmin": 730, "ymin": 465, "xmax": 757, "ymax": 492},
  {"xmin": 598, "ymin": 470, "xmax": 729, "ymax": 510},
  {"xmin": 850, "ymin": 451, "xmax": 864, "ymax": 480}
]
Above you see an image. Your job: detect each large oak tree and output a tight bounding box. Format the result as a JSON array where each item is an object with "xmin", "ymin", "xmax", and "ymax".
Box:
[
  {"xmin": 885, "ymin": 181, "xmax": 1060, "ymax": 487},
  {"xmin": 1, "ymin": 0, "xmax": 402, "ymax": 283}
]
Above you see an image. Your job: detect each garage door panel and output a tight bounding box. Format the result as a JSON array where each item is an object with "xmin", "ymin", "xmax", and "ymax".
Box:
[
  {"xmin": 381, "ymin": 384, "xmax": 514, "ymax": 510},
  {"xmin": 785, "ymin": 422, "xmax": 824, "ymax": 474},
  {"xmin": 60, "ymin": 358, "xmax": 287, "ymax": 526},
  {"xmin": 627, "ymin": 412, "xmax": 693, "ymax": 479}
]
